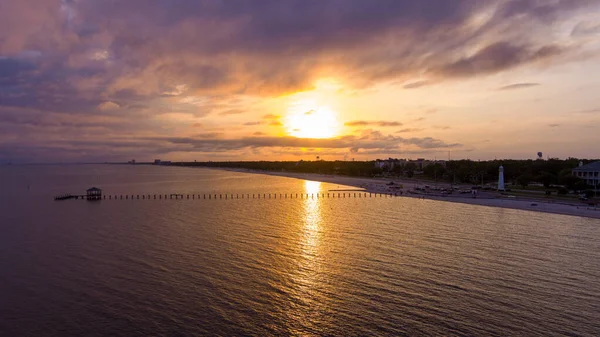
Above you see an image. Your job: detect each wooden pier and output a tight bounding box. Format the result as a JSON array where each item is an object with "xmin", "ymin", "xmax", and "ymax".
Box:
[{"xmin": 54, "ymin": 191, "xmax": 404, "ymax": 201}]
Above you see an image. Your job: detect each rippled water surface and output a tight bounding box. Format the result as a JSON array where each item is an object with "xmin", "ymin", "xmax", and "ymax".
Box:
[{"xmin": 1, "ymin": 165, "xmax": 599, "ymax": 336}]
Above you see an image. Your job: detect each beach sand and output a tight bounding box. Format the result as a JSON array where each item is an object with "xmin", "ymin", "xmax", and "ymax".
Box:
[{"xmin": 219, "ymin": 168, "xmax": 600, "ymax": 220}]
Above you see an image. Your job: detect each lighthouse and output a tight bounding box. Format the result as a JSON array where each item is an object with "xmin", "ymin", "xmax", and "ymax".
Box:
[{"xmin": 498, "ymin": 165, "xmax": 505, "ymax": 191}]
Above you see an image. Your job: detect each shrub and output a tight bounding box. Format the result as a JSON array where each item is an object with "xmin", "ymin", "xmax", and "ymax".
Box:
[{"xmin": 585, "ymin": 189, "xmax": 595, "ymax": 198}]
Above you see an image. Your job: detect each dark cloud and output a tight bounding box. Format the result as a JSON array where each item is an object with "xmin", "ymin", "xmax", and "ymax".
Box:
[
  {"xmin": 435, "ymin": 42, "xmax": 564, "ymax": 78},
  {"xmin": 243, "ymin": 121, "xmax": 262, "ymax": 126},
  {"xmin": 433, "ymin": 125, "xmax": 451, "ymax": 130},
  {"xmin": 194, "ymin": 132, "xmax": 223, "ymax": 139},
  {"xmin": 345, "ymin": 120, "xmax": 403, "ymax": 127},
  {"xmin": 548, "ymin": 123, "xmax": 560, "ymax": 128},
  {"xmin": 498, "ymin": 83, "xmax": 540, "ymax": 90},
  {"xmin": 2, "ymin": 0, "xmax": 589, "ymax": 107}
]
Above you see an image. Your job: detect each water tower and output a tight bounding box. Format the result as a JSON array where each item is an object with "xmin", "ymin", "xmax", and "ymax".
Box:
[
  {"xmin": 498, "ymin": 166, "xmax": 505, "ymax": 191},
  {"xmin": 537, "ymin": 152, "xmax": 543, "ymax": 160}
]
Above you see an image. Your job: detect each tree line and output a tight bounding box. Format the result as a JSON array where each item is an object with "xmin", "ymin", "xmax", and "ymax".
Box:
[{"xmin": 174, "ymin": 158, "xmax": 598, "ymax": 192}]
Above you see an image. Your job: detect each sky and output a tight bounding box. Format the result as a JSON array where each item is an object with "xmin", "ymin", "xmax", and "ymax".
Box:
[{"xmin": 1, "ymin": 0, "xmax": 600, "ymax": 163}]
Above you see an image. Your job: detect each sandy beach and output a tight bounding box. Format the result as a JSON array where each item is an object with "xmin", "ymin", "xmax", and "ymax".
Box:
[{"xmin": 218, "ymin": 168, "xmax": 600, "ymax": 220}]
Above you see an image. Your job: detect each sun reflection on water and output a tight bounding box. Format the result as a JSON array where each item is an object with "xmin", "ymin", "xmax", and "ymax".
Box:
[
  {"xmin": 284, "ymin": 180, "xmax": 326, "ymax": 333},
  {"xmin": 303, "ymin": 181, "xmax": 322, "ymax": 242}
]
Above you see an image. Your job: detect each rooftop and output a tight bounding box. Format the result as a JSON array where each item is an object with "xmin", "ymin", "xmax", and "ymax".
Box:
[
  {"xmin": 573, "ymin": 161, "xmax": 600, "ymax": 171},
  {"xmin": 87, "ymin": 187, "xmax": 102, "ymax": 192}
]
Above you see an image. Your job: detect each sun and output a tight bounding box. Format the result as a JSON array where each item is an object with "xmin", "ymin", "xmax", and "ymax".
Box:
[{"xmin": 285, "ymin": 106, "xmax": 340, "ymax": 138}]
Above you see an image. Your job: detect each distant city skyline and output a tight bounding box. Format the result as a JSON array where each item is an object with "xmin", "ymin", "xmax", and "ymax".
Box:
[{"xmin": 1, "ymin": 0, "xmax": 600, "ymax": 163}]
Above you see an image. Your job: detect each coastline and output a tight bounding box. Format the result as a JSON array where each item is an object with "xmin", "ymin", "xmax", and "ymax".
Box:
[{"xmin": 214, "ymin": 167, "xmax": 600, "ymax": 220}]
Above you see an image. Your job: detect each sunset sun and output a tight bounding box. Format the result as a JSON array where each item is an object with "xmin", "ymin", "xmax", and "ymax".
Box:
[{"xmin": 285, "ymin": 106, "xmax": 339, "ymax": 138}]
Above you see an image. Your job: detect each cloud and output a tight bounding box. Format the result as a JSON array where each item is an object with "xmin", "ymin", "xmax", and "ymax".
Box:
[
  {"xmin": 498, "ymin": 83, "xmax": 541, "ymax": 90},
  {"xmin": 268, "ymin": 121, "xmax": 283, "ymax": 126},
  {"xmin": 263, "ymin": 114, "xmax": 281, "ymax": 120},
  {"xmin": 548, "ymin": 123, "xmax": 560, "ymax": 127},
  {"xmin": 243, "ymin": 121, "xmax": 262, "ymax": 126},
  {"xmin": 97, "ymin": 101, "xmax": 120, "ymax": 110},
  {"xmin": 154, "ymin": 133, "xmax": 462, "ymax": 153},
  {"xmin": 396, "ymin": 128, "xmax": 425, "ymax": 133},
  {"xmin": 433, "ymin": 125, "xmax": 451, "ymax": 130},
  {"xmin": 0, "ymin": 0, "xmax": 597, "ymax": 161},
  {"xmin": 403, "ymin": 80, "xmax": 430, "ymax": 89},
  {"xmin": 194, "ymin": 132, "xmax": 223, "ymax": 139},
  {"xmin": 218, "ymin": 109, "xmax": 245, "ymax": 116},
  {"xmin": 345, "ymin": 120, "xmax": 403, "ymax": 127},
  {"xmin": 572, "ymin": 20, "xmax": 600, "ymax": 36},
  {"xmin": 435, "ymin": 42, "xmax": 565, "ymax": 78},
  {"xmin": 573, "ymin": 108, "xmax": 600, "ymax": 114}
]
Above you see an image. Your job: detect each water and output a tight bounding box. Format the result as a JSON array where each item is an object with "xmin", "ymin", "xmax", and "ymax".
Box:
[{"xmin": 1, "ymin": 165, "xmax": 599, "ymax": 336}]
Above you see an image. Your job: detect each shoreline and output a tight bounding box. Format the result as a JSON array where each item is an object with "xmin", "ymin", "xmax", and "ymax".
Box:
[{"xmin": 213, "ymin": 167, "xmax": 600, "ymax": 220}]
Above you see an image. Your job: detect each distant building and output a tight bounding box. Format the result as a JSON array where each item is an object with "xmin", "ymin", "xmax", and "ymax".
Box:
[
  {"xmin": 154, "ymin": 159, "xmax": 161, "ymax": 165},
  {"xmin": 572, "ymin": 161, "xmax": 600, "ymax": 187},
  {"xmin": 86, "ymin": 187, "xmax": 102, "ymax": 201}
]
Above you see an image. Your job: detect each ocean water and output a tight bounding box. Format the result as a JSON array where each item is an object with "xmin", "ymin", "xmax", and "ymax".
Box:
[{"xmin": 1, "ymin": 164, "xmax": 599, "ymax": 336}]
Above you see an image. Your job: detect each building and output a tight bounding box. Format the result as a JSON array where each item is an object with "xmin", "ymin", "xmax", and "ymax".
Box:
[
  {"xmin": 154, "ymin": 159, "xmax": 161, "ymax": 165},
  {"xmin": 572, "ymin": 161, "xmax": 600, "ymax": 188},
  {"xmin": 86, "ymin": 187, "xmax": 102, "ymax": 200}
]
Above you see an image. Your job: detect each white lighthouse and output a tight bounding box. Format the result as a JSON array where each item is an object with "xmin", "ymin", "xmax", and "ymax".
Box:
[{"xmin": 498, "ymin": 165, "xmax": 505, "ymax": 191}]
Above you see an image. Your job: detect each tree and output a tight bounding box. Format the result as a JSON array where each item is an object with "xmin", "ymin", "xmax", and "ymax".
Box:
[
  {"xmin": 574, "ymin": 180, "xmax": 588, "ymax": 192},
  {"xmin": 404, "ymin": 162, "xmax": 417, "ymax": 178},
  {"xmin": 516, "ymin": 174, "xmax": 533, "ymax": 188},
  {"xmin": 584, "ymin": 189, "xmax": 595, "ymax": 198},
  {"xmin": 559, "ymin": 175, "xmax": 582, "ymax": 190},
  {"xmin": 557, "ymin": 187, "xmax": 568, "ymax": 195},
  {"xmin": 538, "ymin": 172, "xmax": 557, "ymax": 188}
]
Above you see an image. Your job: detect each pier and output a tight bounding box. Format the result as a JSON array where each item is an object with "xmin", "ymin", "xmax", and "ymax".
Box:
[{"xmin": 54, "ymin": 191, "xmax": 404, "ymax": 201}]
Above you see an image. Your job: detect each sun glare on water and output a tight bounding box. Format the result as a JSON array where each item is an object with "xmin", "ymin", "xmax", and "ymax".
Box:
[{"xmin": 285, "ymin": 106, "xmax": 339, "ymax": 139}]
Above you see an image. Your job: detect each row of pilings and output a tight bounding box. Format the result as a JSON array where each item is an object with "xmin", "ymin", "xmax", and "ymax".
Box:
[{"xmin": 59, "ymin": 192, "xmax": 404, "ymax": 201}]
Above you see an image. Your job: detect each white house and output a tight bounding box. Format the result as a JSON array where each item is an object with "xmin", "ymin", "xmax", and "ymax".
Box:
[{"xmin": 572, "ymin": 161, "xmax": 600, "ymax": 188}]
